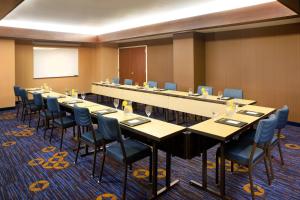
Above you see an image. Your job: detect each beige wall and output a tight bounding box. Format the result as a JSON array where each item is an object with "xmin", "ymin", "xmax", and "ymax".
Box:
[
  {"xmin": 0, "ymin": 39, "xmax": 15, "ymax": 108},
  {"xmin": 173, "ymin": 37, "xmax": 195, "ymax": 91},
  {"xmin": 205, "ymin": 23, "xmax": 300, "ymax": 122},
  {"xmin": 147, "ymin": 43, "xmax": 173, "ymax": 88},
  {"xmin": 93, "ymin": 45, "xmax": 118, "ymax": 82},
  {"xmin": 15, "ymin": 44, "xmax": 96, "ymax": 93}
]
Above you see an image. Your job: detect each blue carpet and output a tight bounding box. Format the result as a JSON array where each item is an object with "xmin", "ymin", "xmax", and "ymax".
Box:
[{"xmin": 0, "ymin": 98, "xmax": 300, "ymax": 199}]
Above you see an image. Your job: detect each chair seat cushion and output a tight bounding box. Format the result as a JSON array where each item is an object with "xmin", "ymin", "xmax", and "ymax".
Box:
[
  {"xmin": 222, "ymin": 140, "xmax": 264, "ymax": 166},
  {"xmin": 241, "ymin": 130, "xmax": 279, "ymax": 146},
  {"xmin": 26, "ymin": 104, "xmax": 40, "ymax": 111},
  {"xmin": 41, "ymin": 111, "xmax": 65, "ymax": 119},
  {"xmin": 107, "ymin": 139, "xmax": 151, "ymax": 163},
  {"xmin": 81, "ymin": 130, "xmax": 103, "ymax": 144},
  {"xmin": 54, "ymin": 116, "xmax": 75, "ymax": 128}
]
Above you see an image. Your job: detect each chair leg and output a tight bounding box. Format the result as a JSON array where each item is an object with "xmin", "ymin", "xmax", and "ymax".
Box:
[
  {"xmin": 36, "ymin": 111, "xmax": 41, "ymax": 131},
  {"xmin": 74, "ymin": 141, "xmax": 81, "ymax": 164},
  {"xmin": 267, "ymin": 149, "xmax": 274, "ymax": 180},
  {"xmin": 263, "ymin": 156, "xmax": 272, "ymax": 185},
  {"xmin": 215, "ymin": 155, "xmax": 219, "ymax": 184},
  {"xmin": 277, "ymin": 140, "xmax": 284, "ymax": 166},
  {"xmin": 91, "ymin": 146, "xmax": 97, "ymax": 178},
  {"xmin": 49, "ymin": 124, "xmax": 54, "ymax": 143},
  {"xmin": 73, "ymin": 126, "xmax": 76, "ymax": 138},
  {"xmin": 16, "ymin": 103, "xmax": 20, "ymax": 119},
  {"xmin": 122, "ymin": 164, "xmax": 128, "ymax": 200},
  {"xmin": 29, "ymin": 110, "xmax": 32, "ymax": 127},
  {"xmin": 149, "ymin": 154, "xmax": 152, "ymax": 183},
  {"xmin": 248, "ymin": 167, "xmax": 255, "ymax": 200},
  {"xmin": 60, "ymin": 128, "xmax": 64, "ymax": 151},
  {"xmin": 98, "ymin": 147, "xmax": 106, "ymax": 183},
  {"xmin": 44, "ymin": 119, "xmax": 48, "ymax": 139}
]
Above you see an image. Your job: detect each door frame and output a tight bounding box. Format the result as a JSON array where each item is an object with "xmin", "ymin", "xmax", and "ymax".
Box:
[{"xmin": 118, "ymin": 45, "xmax": 148, "ymax": 82}]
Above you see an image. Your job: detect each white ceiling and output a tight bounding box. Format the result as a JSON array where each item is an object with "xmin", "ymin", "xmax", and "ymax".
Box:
[{"xmin": 0, "ymin": 0, "xmax": 276, "ymax": 35}]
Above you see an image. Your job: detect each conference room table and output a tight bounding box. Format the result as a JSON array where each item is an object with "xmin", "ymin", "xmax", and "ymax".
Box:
[
  {"xmin": 26, "ymin": 89, "xmax": 185, "ymax": 199},
  {"xmin": 188, "ymin": 104, "xmax": 275, "ymax": 199},
  {"xmin": 91, "ymin": 82, "xmax": 256, "ymax": 118}
]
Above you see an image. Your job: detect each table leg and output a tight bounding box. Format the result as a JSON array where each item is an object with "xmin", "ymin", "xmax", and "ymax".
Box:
[
  {"xmin": 190, "ymin": 144, "xmax": 230, "ymax": 200},
  {"xmin": 166, "ymin": 152, "xmax": 171, "ymax": 187},
  {"xmin": 152, "ymin": 142, "xmax": 158, "ymax": 199},
  {"xmin": 220, "ymin": 142, "xmax": 226, "ymax": 199}
]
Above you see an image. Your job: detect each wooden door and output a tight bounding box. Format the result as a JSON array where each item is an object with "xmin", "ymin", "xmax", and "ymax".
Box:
[{"xmin": 119, "ymin": 46, "xmax": 146, "ymax": 85}]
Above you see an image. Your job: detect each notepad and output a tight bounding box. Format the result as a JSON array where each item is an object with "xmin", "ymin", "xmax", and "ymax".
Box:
[
  {"xmin": 63, "ymin": 100, "xmax": 83, "ymax": 104},
  {"xmin": 188, "ymin": 93, "xmax": 200, "ymax": 97},
  {"xmin": 120, "ymin": 117, "xmax": 151, "ymax": 127},
  {"xmin": 218, "ymin": 97, "xmax": 233, "ymax": 100},
  {"xmin": 92, "ymin": 108, "xmax": 117, "ymax": 115},
  {"xmin": 238, "ymin": 110, "xmax": 264, "ymax": 117},
  {"xmin": 215, "ymin": 118, "xmax": 248, "ymax": 128}
]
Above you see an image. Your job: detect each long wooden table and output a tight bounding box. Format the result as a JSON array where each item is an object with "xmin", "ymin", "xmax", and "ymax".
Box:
[
  {"xmin": 27, "ymin": 88, "xmax": 275, "ymax": 199},
  {"xmin": 188, "ymin": 104, "xmax": 276, "ymax": 199},
  {"xmin": 91, "ymin": 82, "xmax": 256, "ymax": 118},
  {"xmin": 28, "ymin": 90, "xmax": 185, "ymax": 199}
]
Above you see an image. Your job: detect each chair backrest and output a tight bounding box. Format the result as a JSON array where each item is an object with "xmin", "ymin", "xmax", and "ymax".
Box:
[
  {"xmin": 124, "ymin": 79, "xmax": 133, "ymax": 85},
  {"xmin": 197, "ymin": 86, "xmax": 213, "ymax": 95},
  {"xmin": 33, "ymin": 93, "xmax": 43, "ymax": 107},
  {"xmin": 14, "ymin": 86, "xmax": 21, "ymax": 96},
  {"xmin": 74, "ymin": 106, "xmax": 92, "ymax": 126},
  {"xmin": 224, "ymin": 88, "xmax": 243, "ymax": 99},
  {"xmin": 112, "ymin": 77, "xmax": 120, "ymax": 84},
  {"xmin": 254, "ymin": 114, "xmax": 277, "ymax": 145},
  {"xmin": 164, "ymin": 82, "xmax": 177, "ymax": 90},
  {"xmin": 275, "ymin": 105, "xmax": 289, "ymax": 130},
  {"xmin": 46, "ymin": 97, "xmax": 60, "ymax": 113},
  {"xmin": 19, "ymin": 89, "xmax": 29, "ymax": 103},
  {"xmin": 148, "ymin": 81, "xmax": 158, "ymax": 88},
  {"xmin": 97, "ymin": 114, "xmax": 122, "ymax": 142}
]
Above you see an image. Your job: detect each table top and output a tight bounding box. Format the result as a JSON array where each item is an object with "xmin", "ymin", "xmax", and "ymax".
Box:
[
  {"xmin": 92, "ymin": 82, "xmax": 256, "ymax": 106},
  {"xmin": 28, "ymin": 90, "xmax": 185, "ymax": 142},
  {"xmin": 188, "ymin": 105, "xmax": 276, "ymax": 141}
]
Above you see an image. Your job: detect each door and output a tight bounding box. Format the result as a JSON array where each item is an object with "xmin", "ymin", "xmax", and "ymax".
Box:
[{"xmin": 119, "ymin": 46, "xmax": 146, "ymax": 85}]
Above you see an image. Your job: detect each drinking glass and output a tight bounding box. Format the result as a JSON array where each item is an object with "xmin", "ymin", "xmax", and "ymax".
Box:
[
  {"xmin": 65, "ymin": 88, "xmax": 69, "ymax": 96},
  {"xmin": 81, "ymin": 91, "xmax": 86, "ymax": 100},
  {"xmin": 113, "ymin": 99, "xmax": 119, "ymax": 110},
  {"xmin": 188, "ymin": 88, "xmax": 193, "ymax": 95},
  {"xmin": 218, "ymin": 91, "xmax": 223, "ymax": 99},
  {"xmin": 145, "ymin": 105, "xmax": 152, "ymax": 118}
]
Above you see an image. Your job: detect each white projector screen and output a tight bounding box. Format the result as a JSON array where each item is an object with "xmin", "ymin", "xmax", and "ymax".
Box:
[{"xmin": 33, "ymin": 47, "xmax": 79, "ymax": 78}]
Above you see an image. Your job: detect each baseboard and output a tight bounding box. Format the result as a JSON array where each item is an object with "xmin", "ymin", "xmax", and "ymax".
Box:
[
  {"xmin": 287, "ymin": 121, "xmax": 300, "ymax": 127},
  {"xmin": 0, "ymin": 106, "xmax": 15, "ymax": 111}
]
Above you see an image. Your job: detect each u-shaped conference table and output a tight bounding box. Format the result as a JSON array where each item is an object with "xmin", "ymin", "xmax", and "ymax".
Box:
[{"xmin": 27, "ymin": 85, "xmax": 275, "ymax": 199}]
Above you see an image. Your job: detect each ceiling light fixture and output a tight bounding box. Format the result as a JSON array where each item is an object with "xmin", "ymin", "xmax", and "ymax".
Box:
[{"xmin": 0, "ymin": 0, "xmax": 276, "ymax": 35}]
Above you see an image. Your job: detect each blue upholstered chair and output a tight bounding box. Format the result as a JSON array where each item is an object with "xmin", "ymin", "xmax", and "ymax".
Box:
[
  {"xmin": 197, "ymin": 86, "xmax": 213, "ymax": 95},
  {"xmin": 240, "ymin": 105, "xmax": 289, "ymax": 167},
  {"xmin": 46, "ymin": 97, "xmax": 75, "ymax": 150},
  {"xmin": 148, "ymin": 81, "xmax": 158, "ymax": 88},
  {"xmin": 124, "ymin": 79, "xmax": 133, "ymax": 85},
  {"xmin": 74, "ymin": 106, "xmax": 105, "ymax": 177},
  {"xmin": 271, "ymin": 105, "xmax": 289, "ymax": 166},
  {"xmin": 97, "ymin": 115, "xmax": 152, "ymax": 200},
  {"xmin": 215, "ymin": 114, "xmax": 277, "ymax": 199},
  {"xmin": 33, "ymin": 93, "xmax": 44, "ymax": 131},
  {"xmin": 112, "ymin": 77, "xmax": 120, "ymax": 84},
  {"xmin": 223, "ymin": 88, "xmax": 243, "ymax": 99},
  {"xmin": 13, "ymin": 86, "xmax": 22, "ymax": 119},
  {"xmin": 164, "ymin": 82, "xmax": 177, "ymax": 90},
  {"xmin": 19, "ymin": 89, "xmax": 40, "ymax": 126}
]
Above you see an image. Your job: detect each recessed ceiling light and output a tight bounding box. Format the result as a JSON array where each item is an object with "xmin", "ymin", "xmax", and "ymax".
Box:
[{"xmin": 0, "ymin": 0, "xmax": 276, "ymax": 35}]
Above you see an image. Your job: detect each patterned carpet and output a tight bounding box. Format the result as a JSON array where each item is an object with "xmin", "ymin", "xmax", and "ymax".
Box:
[{"xmin": 0, "ymin": 98, "xmax": 300, "ymax": 200}]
